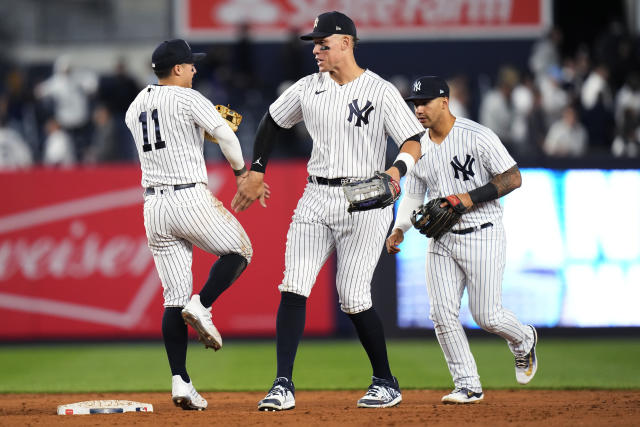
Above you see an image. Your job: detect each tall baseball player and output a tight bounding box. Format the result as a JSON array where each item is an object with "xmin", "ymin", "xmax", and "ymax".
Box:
[
  {"xmin": 232, "ymin": 11, "xmax": 424, "ymax": 411},
  {"xmin": 125, "ymin": 39, "xmax": 257, "ymax": 411},
  {"xmin": 386, "ymin": 76, "xmax": 538, "ymax": 404}
]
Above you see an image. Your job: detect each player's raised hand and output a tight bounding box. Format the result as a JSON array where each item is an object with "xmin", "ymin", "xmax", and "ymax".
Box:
[
  {"xmin": 232, "ymin": 171, "xmax": 268, "ymax": 212},
  {"xmin": 386, "ymin": 228, "xmax": 404, "ymax": 254}
]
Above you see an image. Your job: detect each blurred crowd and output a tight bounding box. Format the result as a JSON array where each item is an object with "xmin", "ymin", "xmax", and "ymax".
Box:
[{"xmin": 0, "ymin": 22, "xmax": 639, "ymax": 171}]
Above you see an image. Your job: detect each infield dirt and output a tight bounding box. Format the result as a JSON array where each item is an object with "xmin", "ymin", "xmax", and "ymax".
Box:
[{"xmin": 1, "ymin": 390, "xmax": 638, "ymax": 426}]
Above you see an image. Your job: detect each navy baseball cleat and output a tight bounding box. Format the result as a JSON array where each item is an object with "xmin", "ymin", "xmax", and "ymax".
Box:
[
  {"xmin": 357, "ymin": 376, "xmax": 402, "ymax": 408},
  {"xmin": 441, "ymin": 387, "xmax": 484, "ymax": 404},
  {"xmin": 258, "ymin": 377, "xmax": 295, "ymax": 411},
  {"xmin": 515, "ymin": 325, "xmax": 538, "ymax": 384}
]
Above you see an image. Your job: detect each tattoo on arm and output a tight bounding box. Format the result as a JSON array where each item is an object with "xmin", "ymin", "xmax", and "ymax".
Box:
[{"xmin": 491, "ymin": 165, "xmax": 521, "ymax": 197}]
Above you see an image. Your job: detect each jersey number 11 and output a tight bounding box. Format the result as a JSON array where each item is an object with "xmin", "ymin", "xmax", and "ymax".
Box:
[{"xmin": 139, "ymin": 109, "xmax": 166, "ymax": 152}]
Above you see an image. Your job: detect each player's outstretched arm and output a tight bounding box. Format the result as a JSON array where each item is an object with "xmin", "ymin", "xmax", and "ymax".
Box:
[
  {"xmin": 459, "ymin": 164, "xmax": 522, "ymax": 208},
  {"xmin": 384, "ymin": 139, "xmax": 421, "ymax": 182}
]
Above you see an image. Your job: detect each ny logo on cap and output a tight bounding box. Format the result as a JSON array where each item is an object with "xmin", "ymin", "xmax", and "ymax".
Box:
[
  {"xmin": 314, "ymin": 17, "xmax": 319, "ymax": 28},
  {"xmin": 413, "ymin": 81, "xmax": 421, "ymax": 92},
  {"xmin": 440, "ymin": 89, "xmax": 444, "ymax": 94}
]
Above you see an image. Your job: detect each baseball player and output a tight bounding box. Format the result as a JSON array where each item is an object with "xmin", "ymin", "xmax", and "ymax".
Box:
[
  {"xmin": 125, "ymin": 39, "xmax": 257, "ymax": 410},
  {"xmin": 386, "ymin": 76, "xmax": 538, "ymax": 404},
  {"xmin": 232, "ymin": 11, "xmax": 424, "ymax": 411}
]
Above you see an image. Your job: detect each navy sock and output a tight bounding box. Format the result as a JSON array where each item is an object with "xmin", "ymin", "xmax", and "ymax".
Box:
[
  {"xmin": 348, "ymin": 307, "xmax": 393, "ymax": 381},
  {"xmin": 199, "ymin": 254, "xmax": 248, "ymax": 307},
  {"xmin": 162, "ymin": 307, "xmax": 190, "ymax": 383},
  {"xmin": 275, "ymin": 292, "xmax": 307, "ymax": 380}
]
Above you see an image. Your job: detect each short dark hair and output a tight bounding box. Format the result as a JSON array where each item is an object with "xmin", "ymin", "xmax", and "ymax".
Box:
[{"xmin": 153, "ymin": 67, "xmax": 172, "ymax": 79}]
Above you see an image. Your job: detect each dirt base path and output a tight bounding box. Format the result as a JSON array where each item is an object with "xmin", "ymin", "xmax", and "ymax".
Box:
[{"xmin": 1, "ymin": 390, "xmax": 639, "ymax": 426}]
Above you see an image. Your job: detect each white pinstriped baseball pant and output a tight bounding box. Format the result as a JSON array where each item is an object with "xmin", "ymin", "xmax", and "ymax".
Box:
[
  {"xmin": 426, "ymin": 221, "xmax": 534, "ymax": 392},
  {"xmin": 278, "ymin": 182, "xmax": 392, "ymax": 313},
  {"xmin": 143, "ymin": 183, "xmax": 252, "ymax": 307}
]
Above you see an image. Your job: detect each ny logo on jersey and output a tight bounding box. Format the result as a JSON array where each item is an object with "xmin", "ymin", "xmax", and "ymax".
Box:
[
  {"xmin": 347, "ymin": 99, "xmax": 374, "ymax": 127},
  {"xmin": 450, "ymin": 154, "xmax": 475, "ymax": 181}
]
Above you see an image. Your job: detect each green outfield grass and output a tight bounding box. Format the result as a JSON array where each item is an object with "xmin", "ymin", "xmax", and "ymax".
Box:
[{"xmin": 1, "ymin": 338, "xmax": 639, "ymax": 393}]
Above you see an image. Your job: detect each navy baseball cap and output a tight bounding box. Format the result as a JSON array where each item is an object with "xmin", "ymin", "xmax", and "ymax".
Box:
[
  {"xmin": 300, "ymin": 11, "xmax": 357, "ymax": 40},
  {"xmin": 151, "ymin": 39, "xmax": 206, "ymax": 71},
  {"xmin": 405, "ymin": 76, "xmax": 450, "ymax": 101}
]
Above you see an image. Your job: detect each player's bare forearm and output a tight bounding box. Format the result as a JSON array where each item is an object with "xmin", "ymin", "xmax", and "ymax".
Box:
[
  {"xmin": 400, "ymin": 139, "xmax": 422, "ymax": 162},
  {"xmin": 231, "ymin": 171, "xmax": 267, "ymax": 212},
  {"xmin": 385, "ymin": 228, "xmax": 404, "ymax": 254},
  {"xmin": 491, "ymin": 165, "xmax": 522, "ymax": 197},
  {"xmin": 458, "ymin": 165, "xmax": 521, "ymax": 208},
  {"xmin": 386, "ymin": 140, "xmax": 421, "ymax": 181}
]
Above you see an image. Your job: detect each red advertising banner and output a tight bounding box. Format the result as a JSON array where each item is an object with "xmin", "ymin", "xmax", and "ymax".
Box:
[
  {"xmin": 0, "ymin": 162, "xmax": 335, "ymax": 340},
  {"xmin": 177, "ymin": 0, "xmax": 550, "ymax": 41}
]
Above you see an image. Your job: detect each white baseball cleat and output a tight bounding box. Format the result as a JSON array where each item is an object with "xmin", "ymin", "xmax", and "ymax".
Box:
[
  {"xmin": 171, "ymin": 375, "xmax": 207, "ymax": 410},
  {"xmin": 441, "ymin": 387, "xmax": 484, "ymax": 404},
  {"xmin": 357, "ymin": 376, "xmax": 402, "ymax": 408},
  {"xmin": 182, "ymin": 294, "xmax": 222, "ymax": 351},
  {"xmin": 258, "ymin": 377, "xmax": 296, "ymax": 411},
  {"xmin": 515, "ymin": 325, "xmax": 538, "ymax": 385}
]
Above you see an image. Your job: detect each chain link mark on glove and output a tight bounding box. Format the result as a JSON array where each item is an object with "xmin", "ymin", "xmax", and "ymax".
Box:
[
  {"xmin": 343, "ymin": 172, "xmax": 401, "ymax": 213},
  {"xmin": 411, "ymin": 195, "xmax": 466, "ymax": 239},
  {"xmin": 205, "ymin": 105, "xmax": 243, "ymax": 143}
]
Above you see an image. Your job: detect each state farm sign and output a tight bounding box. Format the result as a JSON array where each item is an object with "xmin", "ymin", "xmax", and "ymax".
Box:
[{"xmin": 177, "ymin": 0, "xmax": 550, "ymax": 41}]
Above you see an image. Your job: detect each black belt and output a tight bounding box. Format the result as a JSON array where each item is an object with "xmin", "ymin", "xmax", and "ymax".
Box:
[
  {"xmin": 450, "ymin": 222, "xmax": 493, "ymax": 235},
  {"xmin": 145, "ymin": 183, "xmax": 196, "ymax": 196},
  {"xmin": 307, "ymin": 176, "xmax": 356, "ymax": 187}
]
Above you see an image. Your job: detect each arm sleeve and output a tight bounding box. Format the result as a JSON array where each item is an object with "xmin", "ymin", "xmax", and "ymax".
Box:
[
  {"xmin": 393, "ymin": 192, "xmax": 425, "ymax": 233},
  {"xmin": 209, "ymin": 124, "xmax": 245, "ymax": 170},
  {"xmin": 268, "ymin": 78, "xmax": 305, "ymax": 128},
  {"xmin": 393, "ymin": 171, "xmax": 427, "ymax": 232},
  {"xmin": 250, "ymin": 111, "xmax": 283, "ymax": 173},
  {"xmin": 383, "ymin": 83, "xmax": 425, "ymax": 147}
]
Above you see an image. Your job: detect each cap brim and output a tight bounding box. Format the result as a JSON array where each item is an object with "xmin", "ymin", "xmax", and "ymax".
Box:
[
  {"xmin": 192, "ymin": 52, "xmax": 206, "ymax": 62},
  {"xmin": 300, "ymin": 31, "xmax": 333, "ymax": 40},
  {"xmin": 404, "ymin": 94, "xmax": 448, "ymax": 102}
]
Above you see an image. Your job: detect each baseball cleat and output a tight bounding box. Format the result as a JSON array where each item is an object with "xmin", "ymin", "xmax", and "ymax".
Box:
[
  {"xmin": 182, "ymin": 294, "xmax": 222, "ymax": 351},
  {"xmin": 515, "ymin": 325, "xmax": 538, "ymax": 384},
  {"xmin": 171, "ymin": 375, "xmax": 207, "ymax": 410},
  {"xmin": 357, "ymin": 376, "xmax": 402, "ymax": 408},
  {"xmin": 258, "ymin": 377, "xmax": 295, "ymax": 411},
  {"xmin": 441, "ymin": 387, "xmax": 484, "ymax": 404}
]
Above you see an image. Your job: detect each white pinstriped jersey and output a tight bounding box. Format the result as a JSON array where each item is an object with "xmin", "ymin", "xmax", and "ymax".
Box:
[
  {"xmin": 269, "ymin": 70, "xmax": 424, "ymax": 178},
  {"xmin": 406, "ymin": 117, "xmax": 516, "ymax": 229},
  {"xmin": 125, "ymin": 85, "xmax": 227, "ymax": 187}
]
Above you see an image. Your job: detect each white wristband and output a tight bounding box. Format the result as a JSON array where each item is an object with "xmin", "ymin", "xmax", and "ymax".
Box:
[{"xmin": 394, "ymin": 152, "xmax": 416, "ymax": 177}]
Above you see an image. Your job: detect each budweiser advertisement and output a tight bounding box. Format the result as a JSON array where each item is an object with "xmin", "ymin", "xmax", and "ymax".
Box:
[
  {"xmin": 0, "ymin": 162, "xmax": 335, "ymax": 340},
  {"xmin": 177, "ymin": 0, "xmax": 550, "ymax": 41}
]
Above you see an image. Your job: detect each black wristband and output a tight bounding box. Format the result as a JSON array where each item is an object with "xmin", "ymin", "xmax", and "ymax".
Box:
[
  {"xmin": 469, "ymin": 182, "xmax": 499, "ymax": 204},
  {"xmin": 233, "ymin": 165, "xmax": 247, "ymax": 176},
  {"xmin": 392, "ymin": 160, "xmax": 407, "ymax": 177}
]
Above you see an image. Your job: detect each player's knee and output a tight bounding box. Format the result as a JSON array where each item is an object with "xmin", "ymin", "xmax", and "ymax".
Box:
[
  {"xmin": 430, "ymin": 305, "xmax": 460, "ymax": 328},
  {"xmin": 240, "ymin": 245, "xmax": 253, "ymax": 264},
  {"xmin": 473, "ymin": 312, "xmax": 502, "ymax": 333},
  {"xmin": 340, "ymin": 301, "xmax": 372, "ymax": 314}
]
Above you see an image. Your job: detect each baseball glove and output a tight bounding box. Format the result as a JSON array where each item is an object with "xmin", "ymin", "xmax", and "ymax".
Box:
[
  {"xmin": 205, "ymin": 104, "xmax": 243, "ymax": 143},
  {"xmin": 411, "ymin": 195, "xmax": 466, "ymax": 239},
  {"xmin": 343, "ymin": 172, "xmax": 401, "ymax": 213}
]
